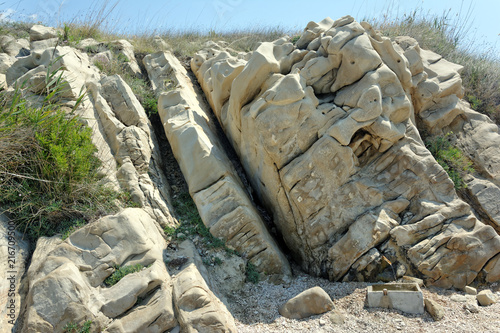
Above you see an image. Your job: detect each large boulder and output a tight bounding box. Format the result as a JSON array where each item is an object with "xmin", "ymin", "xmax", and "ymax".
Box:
[
  {"xmin": 191, "ymin": 16, "xmax": 500, "ymax": 288},
  {"xmin": 20, "ymin": 208, "xmax": 174, "ymax": 332}
]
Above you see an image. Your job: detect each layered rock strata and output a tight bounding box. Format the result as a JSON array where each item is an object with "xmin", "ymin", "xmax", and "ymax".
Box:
[
  {"xmin": 145, "ymin": 51, "xmax": 291, "ymax": 278},
  {"xmin": 192, "ymin": 16, "xmax": 500, "ymax": 288},
  {"xmin": 397, "ymin": 36, "xmax": 500, "ymax": 234}
]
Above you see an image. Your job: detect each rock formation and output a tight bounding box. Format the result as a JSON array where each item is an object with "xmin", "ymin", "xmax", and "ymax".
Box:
[
  {"xmin": 145, "ymin": 51, "xmax": 291, "ymax": 278},
  {"xmin": 191, "ymin": 16, "xmax": 500, "ymax": 288},
  {"xmin": 1, "ymin": 15, "xmax": 500, "ymax": 332}
]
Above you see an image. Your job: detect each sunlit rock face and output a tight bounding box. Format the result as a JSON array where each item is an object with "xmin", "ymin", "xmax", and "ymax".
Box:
[{"xmin": 192, "ymin": 16, "xmax": 500, "ymax": 288}]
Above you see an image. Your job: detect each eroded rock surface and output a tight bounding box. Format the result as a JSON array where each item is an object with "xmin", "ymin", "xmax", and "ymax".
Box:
[
  {"xmin": 192, "ymin": 16, "xmax": 500, "ymax": 288},
  {"xmin": 146, "ymin": 51, "xmax": 291, "ymax": 278}
]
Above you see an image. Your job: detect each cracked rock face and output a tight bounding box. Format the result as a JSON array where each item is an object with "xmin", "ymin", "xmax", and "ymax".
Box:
[{"xmin": 192, "ymin": 16, "xmax": 500, "ymax": 288}]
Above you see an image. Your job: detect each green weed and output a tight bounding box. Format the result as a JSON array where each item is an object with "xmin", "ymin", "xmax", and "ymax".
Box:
[
  {"xmin": 63, "ymin": 320, "xmax": 92, "ymax": 333},
  {"xmin": 104, "ymin": 264, "xmax": 144, "ymax": 286},
  {"xmin": 426, "ymin": 132, "xmax": 474, "ymax": 189},
  {"xmin": 246, "ymin": 261, "xmax": 260, "ymax": 284}
]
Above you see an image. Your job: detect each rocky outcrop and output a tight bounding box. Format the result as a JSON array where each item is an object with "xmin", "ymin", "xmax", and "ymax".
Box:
[
  {"xmin": 19, "ymin": 209, "xmax": 237, "ymax": 333},
  {"xmin": 21, "ymin": 208, "xmax": 173, "ymax": 332},
  {"xmin": 396, "ymin": 36, "xmax": 500, "ymax": 234},
  {"xmin": 146, "ymin": 51, "xmax": 291, "ymax": 278},
  {"xmin": 192, "ymin": 16, "xmax": 500, "ymax": 288}
]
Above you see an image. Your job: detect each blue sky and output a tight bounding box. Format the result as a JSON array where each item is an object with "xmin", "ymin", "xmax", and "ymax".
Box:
[{"xmin": 1, "ymin": 0, "xmax": 499, "ymax": 52}]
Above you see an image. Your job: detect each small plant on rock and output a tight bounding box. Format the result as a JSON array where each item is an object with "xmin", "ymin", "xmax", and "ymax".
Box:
[
  {"xmin": 104, "ymin": 264, "xmax": 144, "ymax": 286},
  {"xmin": 425, "ymin": 132, "xmax": 474, "ymax": 190}
]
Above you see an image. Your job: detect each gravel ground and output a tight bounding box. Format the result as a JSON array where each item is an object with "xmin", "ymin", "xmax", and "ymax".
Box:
[{"xmin": 224, "ymin": 267, "xmax": 500, "ymax": 333}]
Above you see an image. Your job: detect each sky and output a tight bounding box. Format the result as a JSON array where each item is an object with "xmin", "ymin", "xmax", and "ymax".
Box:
[{"xmin": 1, "ymin": 0, "xmax": 499, "ymax": 53}]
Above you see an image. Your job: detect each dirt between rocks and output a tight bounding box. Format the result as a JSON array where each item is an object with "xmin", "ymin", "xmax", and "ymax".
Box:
[{"xmin": 223, "ymin": 267, "xmax": 500, "ymax": 333}]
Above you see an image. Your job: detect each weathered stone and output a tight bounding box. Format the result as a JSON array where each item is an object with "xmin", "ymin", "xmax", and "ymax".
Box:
[
  {"xmin": 329, "ymin": 310, "xmax": 345, "ymax": 325},
  {"xmin": 464, "ymin": 302, "xmax": 479, "ymax": 313},
  {"xmin": 450, "ymin": 295, "xmax": 468, "ymax": 303},
  {"xmin": 464, "ymin": 286, "xmax": 477, "ymax": 295},
  {"xmin": 85, "ymin": 74, "xmax": 175, "ymax": 228},
  {"xmin": 7, "ymin": 46, "xmax": 99, "ymax": 99},
  {"xmin": 30, "ymin": 38, "xmax": 59, "ymax": 51},
  {"xmin": 279, "ymin": 286, "xmax": 334, "ymax": 319},
  {"xmin": 21, "ymin": 209, "xmax": 171, "ymax": 332},
  {"xmin": 192, "ymin": 16, "xmax": 500, "ymax": 288},
  {"xmin": 173, "ymin": 264, "xmax": 237, "ymax": 333},
  {"xmin": 402, "ymin": 276, "xmax": 424, "ymax": 287},
  {"xmin": 477, "ymin": 290, "xmax": 497, "ymax": 306},
  {"xmin": 153, "ymin": 51, "xmax": 290, "ymax": 278},
  {"xmin": 0, "ymin": 35, "xmax": 29, "ymax": 56},
  {"xmin": 29, "ymin": 25, "xmax": 58, "ymax": 42},
  {"xmin": 424, "ymin": 299, "xmax": 445, "ymax": 321}
]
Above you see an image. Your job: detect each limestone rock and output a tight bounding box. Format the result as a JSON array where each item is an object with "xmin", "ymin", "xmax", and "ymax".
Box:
[
  {"xmin": 464, "ymin": 302, "xmax": 479, "ymax": 313},
  {"xmin": 329, "ymin": 310, "xmax": 345, "ymax": 325},
  {"xmin": 424, "ymin": 299, "xmax": 444, "ymax": 321},
  {"xmin": 21, "ymin": 208, "xmax": 173, "ymax": 332},
  {"xmin": 402, "ymin": 276, "xmax": 424, "ymax": 287},
  {"xmin": 151, "ymin": 51, "xmax": 290, "ymax": 278},
  {"xmin": 0, "ymin": 35, "xmax": 30, "ymax": 57},
  {"xmin": 464, "ymin": 286, "xmax": 477, "ymax": 295},
  {"xmin": 0, "ymin": 213, "xmax": 29, "ymax": 333},
  {"xmin": 477, "ymin": 290, "xmax": 497, "ymax": 306},
  {"xmin": 192, "ymin": 16, "xmax": 500, "ymax": 288},
  {"xmin": 278, "ymin": 286, "xmax": 334, "ymax": 319},
  {"xmin": 30, "ymin": 38, "xmax": 59, "ymax": 51},
  {"xmin": 84, "ymin": 74, "xmax": 175, "ymax": 228},
  {"xmin": 6, "ymin": 46, "xmax": 99, "ymax": 99},
  {"xmin": 29, "ymin": 25, "xmax": 58, "ymax": 42},
  {"xmin": 173, "ymin": 264, "xmax": 237, "ymax": 333}
]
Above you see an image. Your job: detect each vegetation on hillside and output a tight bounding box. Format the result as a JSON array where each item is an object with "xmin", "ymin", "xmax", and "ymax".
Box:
[{"xmin": 0, "ymin": 65, "xmax": 125, "ymax": 242}]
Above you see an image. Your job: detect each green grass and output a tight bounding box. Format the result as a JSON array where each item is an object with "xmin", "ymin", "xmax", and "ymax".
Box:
[
  {"xmin": 165, "ymin": 192, "xmax": 226, "ymax": 249},
  {"xmin": 104, "ymin": 264, "xmax": 144, "ymax": 286},
  {"xmin": 63, "ymin": 320, "xmax": 92, "ymax": 333},
  {"xmin": 425, "ymin": 133, "xmax": 474, "ymax": 190}
]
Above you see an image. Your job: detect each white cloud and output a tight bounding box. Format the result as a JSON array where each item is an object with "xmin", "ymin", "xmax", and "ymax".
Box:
[{"xmin": 0, "ymin": 8, "xmax": 16, "ymax": 22}]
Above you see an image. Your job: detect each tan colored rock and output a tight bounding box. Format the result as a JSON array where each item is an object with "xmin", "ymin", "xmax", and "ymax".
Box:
[
  {"xmin": 0, "ymin": 213, "xmax": 29, "ymax": 333},
  {"xmin": 192, "ymin": 16, "xmax": 500, "ymax": 288},
  {"xmin": 477, "ymin": 290, "xmax": 497, "ymax": 306},
  {"xmin": 107, "ymin": 40, "xmax": 142, "ymax": 77},
  {"xmin": 173, "ymin": 263, "xmax": 237, "ymax": 333},
  {"xmin": 464, "ymin": 286, "xmax": 477, "ymax": 295},
  {"xmin": 402, "ymin": 276, "xmax": 424, "ymax": 287},
  {"xmin": 464, "ymin": 302, "xmax": 479, "ymax": 313},
  {"xmin": 279, "ymin": 286, "xmax": 334, "ymax": 319},
  {"xmin": 0, "ymin": 35, "xmax": 29, "ymax": 56},
  {"xmin": 105, "ymin": 282, "xmax": 177, "ymax": 333},
  {"xmin": 84, "ymin": 74, "xmax": 175, "ymax": 227},
  {"xmin": 6, "ymin": 46, "xmax": 99, "ymax": 99},
  {"xmin": 424, "ymin": 299, "xmax": 445, "ymax": 321},
  {"xmin": 152, "ymin": 51, "xmax": 290, "ymax": 278},
  {"xmin": 21, "ymin": 208, "xmax": 172, "ymax": 332},
  {"xmin": 30, "ymin": 38, "xmax": 59, "ymax": 51},
  {"xmin": 29, "ymin": 25, "xmax": 58, "ymax": 42}
]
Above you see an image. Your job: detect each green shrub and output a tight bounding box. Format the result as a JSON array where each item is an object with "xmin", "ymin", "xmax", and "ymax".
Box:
[
  {"xmin": 0, "ymin": 63, "xmax": 122, "ymax": 242},
  {"xmin": 425, "ymin": 133, "xmax": 474, "ymax": 189},
  {"xmin": 246, "ymin": 262, "xmax": 260, "ymax": 284},
  {"xmin": 104, "ymin": 264, "xmax": 144, "ymax": 286}
]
